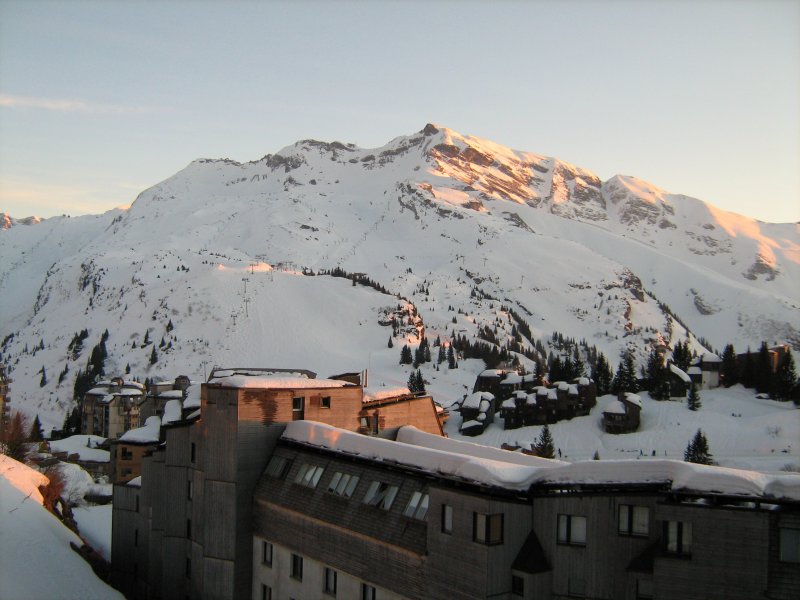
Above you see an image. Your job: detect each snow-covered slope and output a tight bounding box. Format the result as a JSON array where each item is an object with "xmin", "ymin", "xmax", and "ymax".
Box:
[
  {"xmin": 0, "ymin": 455, "xmax": 124, "ymax": 600},
  {"xmin": 0, "ymin": 124, "xmax": 797, "ymax": 438}
]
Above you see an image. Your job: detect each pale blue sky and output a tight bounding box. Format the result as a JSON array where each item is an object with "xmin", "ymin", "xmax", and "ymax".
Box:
[{"xmin": 1, "ymin": 0, "xmax": 798, "ymax": 222}]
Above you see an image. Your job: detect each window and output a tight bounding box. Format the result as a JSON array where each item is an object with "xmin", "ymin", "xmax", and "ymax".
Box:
[
  {"xmin": 134, "ymin": 529, "xmax": 138, "ymax": 547},
  {"xmin": 441, "ymin": 504, "xmax": 453, "ymax": 534},
  {"xmin": 187, "ymin": 479, "xmax": 193, "ymax": 500},
  {"xmin": 261, "ymin": 540, "xmax": 273, "ymax": 566},
  {"xmin": 186, "ymin": 518, "xmax": 192, "ymax": 538},
  {"xmin": 185, "ymin": 557, "xmax": 191, "ymax": 579},
  {"xmin": 664, "ymin": 520, "xmax": 692, "ymax": 556},
  {"xmin": 473, "ymin": 513, "xmax": 504, "ymax": 545},
  {"xmin": 290, "ymin": 553, "xmax": 303, "ymax": 580},
  {"xmin": 327, "ymin": 472, "xmax": 360, "ymax": 498},
  {"xmin": 135, "ymin": 495, "xmax": 140, "ymax": 513},
  {"xmin": 294, "ymin": 463, "xmax": 325, "ymax": 489},
  {"xmin": 265, "ymin": 455, "xmax": 292, "ymax": 479},
  {"xmin": 292, "ymin": 397, "xmax": 304, "ymax": 420},
  {"xmin": 190, "ymin": 442, "xmax": 196, "ymax": 463},
  {"xmin": 361, "ymin": 583, "xmax": 376, "ymax": 600},
  {"xmin": 363, "ymin": 481, "xmax": 399, "ymax": 510},
  {"xmin": 121, "ymin": 447, "xmax": 133, "ymax": 460},
  {"xmin": 779, "ymin": 527, "xmax": 800, "ymax": 563},
  {"xmin": 403, "ymin": 491, "xmax": 429, "ymax": 520},
  {"xmin": 321, "ymin": 396, "xmax": 331, "ymax": 409},
  {"xmin": 636, "ymin": 579, "xmax": 654, "ymax": 599},
  {"xmin": 260, "ymin": 584, "xmax": 272, "ymax": 600},
  {"xmin": 324, "ymin": 567, "xmax": 337, "ymax": 595},
  {"xmin": 511, "ymin": 574, "xmax": 524, "ymax": 596},
  {"xmin": 557, "ymin": 514, "xmax": 587, "ymax": 546},
  {"xmin": 618, "ymin": 504, "xmax": 649, "ymax": 536}
]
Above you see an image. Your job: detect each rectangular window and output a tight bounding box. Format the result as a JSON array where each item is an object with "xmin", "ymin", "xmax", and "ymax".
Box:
[
  {"xmin": 261, "ymin": 540, "xmax": 273, "ymax": 566},
  {"xmin": 260, "ymin": 583, "xmax": 271, "ymax": 600},
  {"xmin": 190, "ymin": 442, "xmax": 196, "ymax": 463},
  {"xmin": 135, "ymin": 495, "xmax": 139, "ymax": 513},
  {"xmin": 185, "ymin": 557, "xmax": 191, "ymax": 579},
  {"xmin": 324, "ymin": 567, "xmax": 337, "ymax": 595},
  {"xmin": 511, "ymin": 574, "xmax": 524, "ymax": 596},
  {"xmin": 294, "ymin": 463, "xmax": 325, "ymax": 489},
  {"xmin": 403, "ymin": 491, "xmax": 430, "ymax": 520},
  {"xmin": 187, "ymin": 479, "xmax": 193, "ymax": 500},
  {"xmin": 186, "ymin": 518, "xmax": 192, "ymax": 538},
  {"xmin": 134, "ymin": 529, "xmax": 138, "ymax": 547},
  {"xmin": 442, "ymin": 504, "xmax": 453, "ymax": 534},
  {"xmin": 327, "ymin": 472, "xmax": 360, "ymax": 498},
  {"xmin": 265, "ymin": 455, "xmax": 292, "ymax": 479},
  {"xmin": 664, "ymin": 520, "xmax": 692, "ymax": 556},
  {"xmin": 363, "ymin": 481, "xmax": 399, "ymax": 510},
  {"xmin": 321, "ymin": 396, "xmax": 331, "ymax": 409},
  {"xmin": 473, "ymin": 513, "xmax": 504, "ymax": 545},
  {"xmin": 618, "ymin": 504, "xmax": 649, "ymax": 536},
  {"xmin": 121, "ymin": 447, "xmax": 133, "ymax": 460},
  {"xmin": 292, "ymin": 397, "xmax": 304, "ymax": 420},
  {"xmin": 290, "ymin": 553, "xmax": 303, "ymax": 580},
  {"xmin": 361, "ymin": 583, "xmax": 376, "ymax": 600},
  {"xmin": 779, "ymin": 527, "xmax": 800, "ymax": 563},
  {"xmin": 557, "ymin": 514, "xmax": 587, "ymax": 546}
]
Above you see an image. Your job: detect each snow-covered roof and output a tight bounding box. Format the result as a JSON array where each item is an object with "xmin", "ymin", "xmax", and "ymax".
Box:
[
  {"xmin": 478, "ymin": 369, "xmax": 504, "ymax": 378},
  {"xmin": 688, "ymin": 366, "xmax": 702, "ymax": 375},
  {"xmin": 462, "ymin": 391, "xmax": 494, "ymax": 410},
  {"xmin": 127, "ymin": 476, "xmax": 142, "ymax": 487},
  {"xmin": 568, "ymin": 384, "xmax": 578, "ymax": 395},
  {"xmin": 162, "ymin": 400, "xmax": 182, "ymax": 425},
  {"xmin": 670, "ymin": 363, "xmax": 692, "ymax": 383},
  {"xmin": 547, "ymin": 389, "xmax": 558, "ymax": 400},
  {"xmin": 479, "ymin": 399, "xmax": 491, "ymax": 412},
  {"xmin": 604, "ymin": 400, "xmax": 627, "ymax": 415},
  {"xmin": 0, "ymin": 455, "xmax": 124, "ymax": 600},
  {"xmin": 119, "ymin": 416, "xmax": 161, "ymax": 443},
  {"xmin": 502, "ymin": 373, "xmax": 522, "ymax": 385},
  {"xmin": 701, "ymin": 352, "xmax": 722, "ymax": 363},
  {"xmin": 363, "ymin": 386, "xmax": 410, "ymax": 402},
  {"xmin": 158, "ymin": 389, "xmax": 184, "ymax": 399},
  {"xmin": 501, "ymin": 399, "xmax": 516, "ymax": 409},
  {"xmin": 525, "ymin": 394, "xmax": 537, "ymax": 406},
  {"xmin": 49, "ymin": 435, "xmax": 109, "ymax": 463},
  {"xmin": 624, "ymin": 392, "xmax": 642, "ymax": 407},
  {"xmin": 461, "ymin": 420, "xmax": 483, "ymax": 430},
  {"xmin": 209, "ymin": 374, "xmax": 351, "ymax": 389},
  {"xmin": 183, "ymin": 385, "xmax": 201, "ymax": 409},
  {"xmin": 578, "ymin": 377, "xmax": 590, "ymax": 386},
  {"xmin": 282, "ymin": 422, "xmax": 800, "ymax": 501}
]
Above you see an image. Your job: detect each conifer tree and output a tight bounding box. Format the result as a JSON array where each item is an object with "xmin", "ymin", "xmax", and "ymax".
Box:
[
  {"xmin": 437, "ymin": 345, "xmax": 446, "ymax": 365},
  {"xmin": 533, "ymin": 424, "xmax": 555, "ymax": 459},
  {"xmin": 400, "ymin": 345, "xmax": 413, "ymax": 365},
  {"xmin": 142, "ymin": 330, "xmax": 150, "ymax": 347},
  {"xmin": 387, "ymin": 336, "xmax": 393, "ymax": 349},
  {"xmin": 684, "ymin": 429, "xmax": 713, "ymax": 465},
  {"xmin": 773, "ymin": 351, "xmax": 797, "ymax": 401},
  {"xmin": 592, "ymin": 450, "xmax": 600, "ymax": 460},
  {"xmin": 612, "ymin": 350, "xmax": 638, "ymax": 394},
  {"xmin": 2, "ymin": 412, "xmax": 30, "ymax": 462},
  {"xmin": 29, "ymin": 414, "xmax": 44, "ymax": 441},
  {"xmin": 39, "ymin": 366, "xmax": 47, "ymax": 387},
  {"xmin": 740, "ymin": 347, "xmax": 756, "ymax": 388},
  {"xmin": 415, "ymin": 369, "xmax": 426, "ymax": 394},
  {"xmin": 755, "ymin": 342, "xmax": 773, "ymax": 394},
  {"xmin": 447, "ymin": 345, "xmax": 457, "ymax": 369},
  {"xmin": 672, "ymin": 340, "xmax": 692, "ymax": 372},
  {"xmin": 125, "ymin": 363, "xmax": 131, "ymax": 374},
  {"xmin": 149, "ymin": 346, "xmax": 158, "ymax": 365},
  {"xmin": 720, "ymin": 343, "xmax": 738, "ymax": 387},
  {"xmin": 687, "ymin": 383, "xmax": 701, "ymax": 411},
  {"xmin": 592, "ymin": 353, "xmax": 613, "ymax": 396}
]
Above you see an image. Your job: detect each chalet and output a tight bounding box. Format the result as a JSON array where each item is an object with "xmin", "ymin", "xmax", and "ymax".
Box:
[
  {"xmin": 688, "ymin": 352, "xmax": 722, "ymax": 390},
  {"xmin": 81, "ymin": 377, "xmax": 146, "ymax": 439},
  {"xmin": 459, "ymin": 391, "xmax": 495, "ymax": 435},
  {"xmin": 112, "ymin": 411, "xmax": 800, "ymax": 600},
  {"xmin": 496, "ymin": 376, "xmax": 597, "ymax": 430},
  {"xmin": 603, "ymin": 392, "xmax": 642, "ymax": 434},
  {"xmin": 668, "ymin": 362, "xmax": 692, "ymax": 397}
]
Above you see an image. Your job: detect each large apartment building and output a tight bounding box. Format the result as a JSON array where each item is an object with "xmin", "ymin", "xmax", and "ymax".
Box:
[{"xmin": 111, "ymin": 369, "xmax": 800, "ymax": 600}]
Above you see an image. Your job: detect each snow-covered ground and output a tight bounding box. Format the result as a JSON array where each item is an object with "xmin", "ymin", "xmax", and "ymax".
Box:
[
  {"xmin": 0, "ymin": 455, "xmax": 123, "ymax": 600},
  {"xmin": 442, "ymin": 384, "xmax": 800, "ymax": 473},
  {"xmin": 74, "ymin": 504, "xmax": 113, "ymax": 562}
]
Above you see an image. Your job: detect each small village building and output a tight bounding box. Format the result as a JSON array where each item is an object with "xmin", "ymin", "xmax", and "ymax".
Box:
[
  {"xmin": 459, "ymin": 391, "xmax": 495, "ymax": 435},
  {"xmin": 82, "ymin": 377, "xmax": 146, "ymax": 439},
  {"xmin": 110, "ymin": 417, "xmax": 162, "ymax": 483},
  {"xmin": 48, "ymin": 434, "xmax": 111, "ymax": 479},
  {"xmin": 602, "ymin": 392, "xmax": 642, "ymax": 434},
  {"xmin": 689, "ymin": 352, "xmax": 722, "ymax": 390},
  {"xmin": 668, "ymin": 362, "xmax": 692, "ymax": 397}
]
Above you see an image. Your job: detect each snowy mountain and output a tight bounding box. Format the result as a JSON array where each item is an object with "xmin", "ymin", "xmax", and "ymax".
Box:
[{"xmin": 1, "ymin": 124, "xmax": 798, "ymax": 438}]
